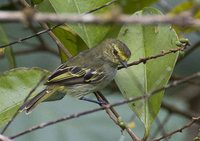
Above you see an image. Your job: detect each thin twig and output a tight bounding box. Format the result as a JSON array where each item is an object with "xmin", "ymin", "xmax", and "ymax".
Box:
[
  {"xmin": 118, "ymin": 46, "xmax": 186, "ymax": 70},
  {"xmin": 1, "ymin": 75, "xmax": 46, "ymax": 134},
  {"xmin": 0, "ymin": 0, "xmax": 116, "ymax": 49},
  {"xmin": 85, "ymin": 0, "xmax": 117, "ymax": 14},
  {"xmin": 0, "ymin": 24, "xmax": 61, "ymax": 48},
  {"xmin": 153, "ymin": 116, "xmax": 200, "ymax": 141},
  {"xmin": 170, "ymin": 75, "xmax": 200, "ymax": 86},
  {"xmin": 19, "ymin": 0, "xmax": 72, "ymax": 58},
  {"xmin": 94, "ymin": 92, "xmax": 141, "ymax": 141},
  {"xmin": 0, "ymin": 0, "xmax": 117, "ymax": 56},
  {"xmin": 9, "ymin": 72, "xmax": 200, "ymax": 139},
  {"xmin": 27, "ymin": 23, "xmax": 47, "ymax": 48},
  {"xmin": 41, "ymin": 23, "xmax": 72, "ymax": 58}
]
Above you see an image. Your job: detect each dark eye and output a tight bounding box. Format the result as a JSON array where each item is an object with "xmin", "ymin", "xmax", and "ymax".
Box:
[{"xmin": 113, "ymin": 49, "xmax": 118, "ymax": 55}]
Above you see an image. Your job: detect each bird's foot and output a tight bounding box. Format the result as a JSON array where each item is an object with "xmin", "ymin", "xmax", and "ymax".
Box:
[{"xmin": 79, "ymin": 96, "xmax": 107, "ymax": 105}]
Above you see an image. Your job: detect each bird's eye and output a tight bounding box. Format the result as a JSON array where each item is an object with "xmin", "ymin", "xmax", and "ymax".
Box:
[{"xmin": 113, "ymin": 49, "xmax": 118, "ymax": 55}]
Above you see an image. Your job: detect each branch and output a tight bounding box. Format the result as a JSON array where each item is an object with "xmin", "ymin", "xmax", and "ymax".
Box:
[
  {"xmin": 41, "ymin": 23, "xmax": 73, "ymax": 58},
  {"xmin": 153, "ymin": 116, "xmax": 200, "ymax": 141},
  {"xmin": 0, "ymin": 0, "xmax": 117, "ymax": 49},
  {"xmin": 94, "ymin": 92, "xmax": 141, "ymax": 141},
  {"xmin": 9, "ymin": 72, "xmax": 200, "ymax": 139},
  {"xmin": 0, "ymin": 134, "xmax": 13, "ymax": 141},
  {"xmin": 19, "ymin": 0, "xmax": 73, "ymax": 58},
  {"xmin": 0, "ymin": 11, "xmax": 199, "ymax": 27},
  {"xmin": 118, "ymin": 46, "xmax": 186, "ymax": 70},
  {"xmin": 170, "ymin": 75, "xmax": 200, "ymax": 86},
  {"xmin": 0, "ymin": 24, "xmax": 61, "ymax": 48}
]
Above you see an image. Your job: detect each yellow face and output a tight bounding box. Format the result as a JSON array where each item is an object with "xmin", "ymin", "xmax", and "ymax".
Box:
[
  {"xmin": 110, "ymin": 41, "xmax": 131, "ymax": 67},
  {"xmin": 112, "ymin": 43, "xmax": 130, "ymax": 61},
  {"xmin": 101, "ymin": 39, "xmax": 131, "ymax": 67}
]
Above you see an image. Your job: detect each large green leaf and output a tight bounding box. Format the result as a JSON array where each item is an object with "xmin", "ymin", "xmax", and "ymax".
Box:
[
  {"xmin": 34, "ymin": 0, "xmax": 159, "ymax": 52},
  {"xmin": 36, "ymin": 0, "xmax": 111, "ymax": 48},
  {"xmin": 52, "ymin": 26, "xmax": 87, "ymax": 62},
  {"xmin": 0, "ymin": 68, "xmax": 49, "ymax": 127},
  {"xmin": 115, "ymin": 8, "xmax": 179, "ymax": 137},
  {"xmin": 0, "ymin": 26, "xmax": 16, "ymax": 68}
]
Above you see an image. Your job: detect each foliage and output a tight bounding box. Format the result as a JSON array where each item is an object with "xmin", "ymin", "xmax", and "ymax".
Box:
[
  {"xmin": 0, "ymin": 68, "xmax": 49, "ymax": 127},
  {"xmin": 0, "ymin": 0, "xmax": 198, "ymax": 141},
  {"xmin": 116, "ymin": 8, "xmax": 178, "ymax": 136}
]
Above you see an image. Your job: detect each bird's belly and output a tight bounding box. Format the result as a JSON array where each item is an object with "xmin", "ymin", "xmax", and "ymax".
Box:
[{"xmin": 66, "ymin": 84, "xmax": 98, "ymax": 98}]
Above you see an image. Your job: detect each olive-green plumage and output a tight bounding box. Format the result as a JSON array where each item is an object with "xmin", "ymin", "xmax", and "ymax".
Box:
[{"xmin": 20, "ymin": 39, "xmax": 131, "ymax": 114}]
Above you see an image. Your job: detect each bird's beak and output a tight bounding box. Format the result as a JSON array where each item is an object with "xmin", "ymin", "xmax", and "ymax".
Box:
[{"xmin": 119, "ymin": 59, "xmax": 128, "ymax": 68}]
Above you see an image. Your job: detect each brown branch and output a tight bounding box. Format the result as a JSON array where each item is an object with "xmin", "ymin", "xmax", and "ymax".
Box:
[
  {"xmin": 0, "ymin": 134, "xmax": 13, "ymax": 141},
  {"xmin": 26, "ymin": 22, "xmax": 47, "ymax": 48},
  {"xmin": 9, "ymin": 72, "xmax": 200, "ymax": 139},
  {"xmin": 19, "ymin": 0, "xmax": 72, "ymax": 58},
  {"xmin": 118, "ymin": 46, "xmax": 186, "ymax": 70},
  {"xmin": 0, "ymin": 24, "xmax": 61, "ymax": 48},
  {"xmin": 39, "ymin": 23, "xmax": 72, "ymax": 58},
  {"xmin": 0, "ymin": 0, "xmax": 116, "ymax": 54},
  {"xmin": 153, "ymin": 116, "xmax": 200, "ymax": 141},
  {"xmin": 0, "ymin": 0, "xmax": 117, "ymax": 52},
  {"xmin": 0, "ymin": 11, "xmax": 199, "ymax": 27},
  {"xmin": 0, "ymin": 0, "xmax": 116, "ymax": 49},
  {"xmin": 94, "ymin": 92, "xmax": 141, "ymax": 141},
  {"xmin": 170, "ymin": 75, "xmax": 200, "ymax": 86}
]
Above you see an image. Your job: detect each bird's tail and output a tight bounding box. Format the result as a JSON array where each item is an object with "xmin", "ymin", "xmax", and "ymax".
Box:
[{"xmin": 20, "ymin": 89, "xmax": 52, "ymax": 114}]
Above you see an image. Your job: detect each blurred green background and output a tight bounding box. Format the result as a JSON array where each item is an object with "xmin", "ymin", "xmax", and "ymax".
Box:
[{"xmin": 0, "ymin": 0, "xmax": 200, "ymax": 141}]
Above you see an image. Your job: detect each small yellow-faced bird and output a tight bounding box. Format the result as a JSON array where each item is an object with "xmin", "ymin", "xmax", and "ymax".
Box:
[{"xmin": 20, "ymin": 39, "xmax": 131, "ymax": 114}]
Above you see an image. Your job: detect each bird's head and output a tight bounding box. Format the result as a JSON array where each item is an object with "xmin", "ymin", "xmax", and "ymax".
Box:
[{"xmin": 101, "ymin": 39, "xmax": 131, "ymax": 68}]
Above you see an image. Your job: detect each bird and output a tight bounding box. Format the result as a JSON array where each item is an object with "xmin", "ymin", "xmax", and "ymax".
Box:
[{"xmin": 20, "ymin": 38, "xmax": 131, "ymax": 114}]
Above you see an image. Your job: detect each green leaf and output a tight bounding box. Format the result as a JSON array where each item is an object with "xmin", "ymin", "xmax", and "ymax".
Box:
[
  {"xmin": 31, "ymin": 0, "xmax": 44, "ymax": 5},
  {"xmin": 118, "ymin": 0, "xmax": 158, "ymax": 13},
  {"xmin": 0, "ymin": 68, "xmax": 49, "ymax": 127},
  {"xmin": 4, "ymin": 48, "xmax": 16, "ymax": 69},
  {"xmin": 115, "ymin": 7, "xmax": 179, "ymax": 137},
  {"xmin": 35, "ymin": 0, "xmax": 158, "ymax": 60},
  {"xmin": 52, "ymin": 26, "xmax": 87, "ymax": 62},
  {"xmin": 0, "ymin": 26, "xmax": 16, "ymax": 68},
  {"xmin": 36, "ymin": 0, "xmax": 112, "ymax": 48}
]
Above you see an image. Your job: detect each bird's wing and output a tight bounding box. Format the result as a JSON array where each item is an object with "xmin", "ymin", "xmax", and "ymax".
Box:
[{"xmin": 45, "ymin": 66, "xmax": 105, "ymax": 85}]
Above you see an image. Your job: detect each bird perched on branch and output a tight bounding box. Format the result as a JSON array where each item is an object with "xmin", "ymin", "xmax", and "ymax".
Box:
[{"xmin": 20, "ymin": 39, "xmax": 131, "ymax": 114}]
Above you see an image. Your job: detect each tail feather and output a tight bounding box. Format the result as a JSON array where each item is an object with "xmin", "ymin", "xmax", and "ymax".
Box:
[{"xmin": 20, "ymin": 89, "xmax": 51, "ymax": 114}]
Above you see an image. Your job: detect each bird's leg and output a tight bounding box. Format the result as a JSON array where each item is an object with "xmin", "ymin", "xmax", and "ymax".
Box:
[{"xmin": 79, "ymin": 96, "xmax": 107, "ymax": 105}]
